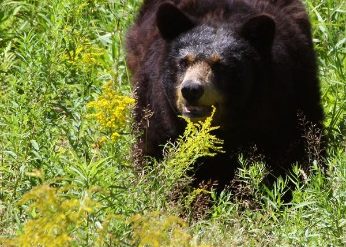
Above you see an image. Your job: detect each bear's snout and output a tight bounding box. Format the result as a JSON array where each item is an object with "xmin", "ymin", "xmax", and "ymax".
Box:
[{"xmin": 181, "ymin": 80, "xmax": 204, "ymax": 103}]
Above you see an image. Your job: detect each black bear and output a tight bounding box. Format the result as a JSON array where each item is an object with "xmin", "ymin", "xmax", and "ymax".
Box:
[{"xmin": 126, "ymin": 0, "xmax": 324, "ymax": 189}]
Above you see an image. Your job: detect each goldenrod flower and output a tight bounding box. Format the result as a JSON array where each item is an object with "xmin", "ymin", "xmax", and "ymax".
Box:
[{"xmin": 87, "ymin": 82, "xmax": 135, "ymax": 142}]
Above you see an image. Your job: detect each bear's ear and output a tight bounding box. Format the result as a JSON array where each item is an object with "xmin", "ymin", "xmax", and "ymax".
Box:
[
  {"xmin": 241, "ymin": 14, "xmax": 276, "ymax": 54},
  {"xmin": 156, "ymin": 2, "xmax": 195, "ymax": 41}
]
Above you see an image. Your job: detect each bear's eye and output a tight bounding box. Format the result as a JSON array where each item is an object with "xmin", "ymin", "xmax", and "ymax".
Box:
[
  {"xmin": 178, "ymin": 58, "xmax": 189, "ymax": 69},
  {"xmin": 212, "ymin": 62, "xmax": 226, "ymax": 72}
]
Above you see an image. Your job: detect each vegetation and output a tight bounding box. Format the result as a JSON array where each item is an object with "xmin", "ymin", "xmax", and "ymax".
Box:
[{"xmin": 0, "ymin": 0, "xmax": 345, "ymax": 246}]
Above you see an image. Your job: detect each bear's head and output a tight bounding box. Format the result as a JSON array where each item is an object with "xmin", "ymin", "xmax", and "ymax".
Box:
[{"xmin": 156, "ymin": 2, "xmax": 276, "ymax": 126}]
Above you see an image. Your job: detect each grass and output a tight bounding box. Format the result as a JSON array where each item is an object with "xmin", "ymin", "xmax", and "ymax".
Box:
[{"xmin": 0, "ymin": 0, "xmax": 345, "ymax": 246}]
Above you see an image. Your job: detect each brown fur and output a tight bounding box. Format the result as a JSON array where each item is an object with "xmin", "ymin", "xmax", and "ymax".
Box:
[{"xmin": 126, "ymin": 0, "xmax": 324, "ymax": 190}]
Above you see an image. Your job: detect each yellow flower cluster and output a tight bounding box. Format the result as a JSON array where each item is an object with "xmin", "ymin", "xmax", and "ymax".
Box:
[
  {"xmin": 60, "ymin": 29, "xmax": 104, "ymax": 68},
  {"xmin": 163, "ymin": 107, "xmax": 223, "ymax": 180},
  {"xmin": 66, "ymin": 43, "xmax": 103, "ymax": 67},
  {"xmin": 6, "ymin": 185, "xmax": 98, "ymax": 247},
  {"xmin": 87, "ymin": 82, "xmax": 135, "ymax": 141},
  {"xmin": 131, "ymin": 211, "xmax": 211, "ymax": 247}
]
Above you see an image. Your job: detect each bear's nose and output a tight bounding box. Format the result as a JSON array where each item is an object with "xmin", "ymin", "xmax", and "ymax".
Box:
[{"xmin": 181, "ymin": 81, "xmax": 204, "ymax": 103}]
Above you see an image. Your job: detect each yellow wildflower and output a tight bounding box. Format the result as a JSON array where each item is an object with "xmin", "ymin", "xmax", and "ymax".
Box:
[
  {"xmin": 87, "ymin": 82, "xmax": 135, "ymax": 143},
  {"xmin": 6, "ymin": 185, "xmax": 98, "ymax": 247},
  {"xmin": 130, "ymin": 211, "xmax": 211, "ymax": 247}
]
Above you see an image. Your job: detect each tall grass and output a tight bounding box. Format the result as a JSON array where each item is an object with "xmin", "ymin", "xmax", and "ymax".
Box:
[{"xmin": 0, "ymin": 0, "xmax": 345, "ymax": 246}]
